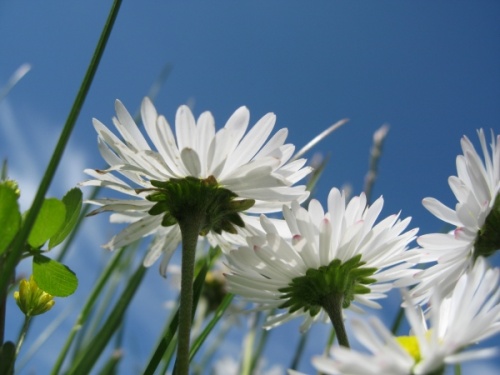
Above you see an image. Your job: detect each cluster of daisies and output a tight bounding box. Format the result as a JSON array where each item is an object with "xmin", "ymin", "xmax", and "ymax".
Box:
[{"xmin": 81, "ymin": 98, "xmax": 500, "ymax": 374}]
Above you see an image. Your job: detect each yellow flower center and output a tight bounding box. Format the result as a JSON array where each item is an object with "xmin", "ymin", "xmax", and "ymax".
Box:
[{"xmin": 395, "ymin": 335, "xmax": 421, "ymax": 363}]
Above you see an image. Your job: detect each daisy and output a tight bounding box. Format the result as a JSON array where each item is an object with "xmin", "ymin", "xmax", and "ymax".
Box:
[
  {"xmin": 81, "ymin": 97, "xmax": 311, "ymax": 273},
  {"xmin": 310, "ymin": 257, "xmax": 500, "ymax": 375},
  {"xmin": 410, "ymin": 129, "xmax": 500, "ymax": 304},
  {"xmin": 224, "ymin": 188, "xmax": 419, "ymax": 338}
]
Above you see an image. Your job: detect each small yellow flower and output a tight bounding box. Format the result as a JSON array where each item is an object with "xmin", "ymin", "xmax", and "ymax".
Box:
[{"xmin": 13, "ymin": 276, "xmax": 55, "ymax": 316}]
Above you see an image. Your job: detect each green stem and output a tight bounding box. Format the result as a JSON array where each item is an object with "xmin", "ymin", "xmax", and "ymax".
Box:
[
  {"xmin": 289, "ymin": 328, "xmax": 308, "ymax": 370},
  {"xmin": 322, "ymin": 293, "xmax": 350, "ymax": 348},
  {"xmin": 51, "ymin": 247, "xmax": 126, "ymax": 375},
  {"xmin": 0, "ymin": 0, "xmax": 122, "ymax": 295},
  {"xmin": 0, "ymin": 257, "xmax": 8, "ymax": 345},
  {"xmin": 175, "ymin": 212, "xmax": 205, "ymax": 375},
  {"xmin": 15, "ymin": 316, "xmax": 31, "ymax": 356},
  {"xmin": 189, "ymin": 293, "xmax": 234, "ymax": 362},
  {"xmin": 390, "ymin": 305, "xmax": 405, "ymax": 335}
]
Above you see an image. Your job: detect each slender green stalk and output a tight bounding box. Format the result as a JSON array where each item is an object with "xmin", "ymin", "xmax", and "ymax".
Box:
[
  {"xmin": 249, "ymin": 312, "xmax": 270, "ymax": 375},
  {"xmin": 189, "ymin": 293, "xmax": 234, "ymax": 361},
  {"xmin": 322, "ymin": 293, "xmax": 350, "ymax": 348},
  {"xmin": 15, "ymin": 316, "xmax": 31, "ymax": 356},
  {"xmin": 175, "ymin": 212, "xmax": 206, "ymax": 375},
  {"xmin": 66, "ymin": 261, "xmax": 147, "ymax": 375},
  {"xmin": 390, "ymin": 306, "xmax": 405, "ymax": 335},
  {"xmin": 0, "ymin": 259, "xmax": 7, "ymax": 345},
  {"xmin": 240, "ymin": 314, "xmax": 258, "ymax": 375},
  {"xmin": 51, "ymin": 247, "xmax": 127, "ymax": 375},
  {"xmin": 0, "ymin": 0, "xmax": 123, "ymax": 295},
  {"xmin": 289, "ymin": 329, "xmax": 308, "ymax": 370},
  {"xmin": 144, "ymin": 256, "xmax": 209, "ymax": 374}
]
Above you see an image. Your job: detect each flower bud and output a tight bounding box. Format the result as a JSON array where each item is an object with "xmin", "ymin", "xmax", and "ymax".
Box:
[{"xmin": 13, "ymin": 276, "xmax": 55, "ymax": 317}]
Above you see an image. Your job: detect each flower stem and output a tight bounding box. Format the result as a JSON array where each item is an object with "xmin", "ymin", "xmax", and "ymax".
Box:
[
  {"xmin": 15, "ymin": 316, "xmax": 31, "ymax": 356},
  {"xmin": 175, "ymin": 211, "xmax": 205, "ymax": 375},
  {"xmin": 322, "ymin": 293, "xmax": 350, "ymax": 348}
]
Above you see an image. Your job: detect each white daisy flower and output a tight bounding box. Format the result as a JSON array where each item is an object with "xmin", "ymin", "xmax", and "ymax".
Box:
[
  {"xmin": 81, "ymin": 98, "xmax": 311, "ymax": 275},
  {"xmin": 224, "ymin": 188, "xmax": 419, "ymax": 333},
  {"xmin": 311, "ymin": 258, "xmax": 500, "ymax": 375},
  {"xmin": 411, "ymin": 129, "xmax": 500, "ymax": 304}
]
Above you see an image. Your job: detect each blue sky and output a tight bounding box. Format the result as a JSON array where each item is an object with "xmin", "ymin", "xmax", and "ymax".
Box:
[{"xmin": 1, "ymin": 1, "xmax": 499, "ymax": 374}]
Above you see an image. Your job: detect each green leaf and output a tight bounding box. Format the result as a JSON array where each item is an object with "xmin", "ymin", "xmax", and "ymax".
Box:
[
  {"xmin": 33, "ymin": 254, "xmax": 78, "ymax": 297},
  {"xmin": 49, "ymin": 188, "xmax": 83, "ymax": 249},
  {"xmin": 0, "ymin": 185, "xmax": 21, "ymax": 254},
  {"xmin": 27, "ymin": 198, "xmax": 66, "ymax": 248}
]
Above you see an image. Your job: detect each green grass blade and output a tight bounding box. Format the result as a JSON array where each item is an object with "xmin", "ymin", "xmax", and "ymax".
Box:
[
  {"xmin": 0, "ymin": 0, "xmax": 123, "ymax": 293},
  {"xmin": 65, "ymin": 261, "xmax": 146, "ymax": 375}
]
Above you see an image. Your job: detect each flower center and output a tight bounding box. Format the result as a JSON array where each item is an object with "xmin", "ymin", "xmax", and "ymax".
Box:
[
  {"xmin": 396, "ymin": 332, "xmax": 445, "ymax": 375},
  {"xmin": 277, "ymin": 254, "xmax": 377, "ymax": 317},
  {"xmin": 473, "ymin": 193, "xmax": 500, "ymax": 259},
  {"xmin": 396, "ymin": 335, "xmax": 422, "ymax": 363},
  {"xmin": 140, "ymin": 176, "xmax": 255, "ymax": 235}
]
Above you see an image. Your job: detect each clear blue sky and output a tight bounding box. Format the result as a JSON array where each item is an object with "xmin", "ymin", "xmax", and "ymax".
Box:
[{"xmin": 1, "ymin": 1, "xmax": 499, "ymax": 374}]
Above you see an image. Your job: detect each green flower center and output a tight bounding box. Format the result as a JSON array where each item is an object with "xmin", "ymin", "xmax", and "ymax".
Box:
[
  {"xmin": 139, "ymin": 176, "xmax": 255, "ymax": 235},
  {"xmin": 277, "ymin": 254, "xmax": 377, "ymax": 317},
  {"xmin": 473, "ymin": 192, "xmax": 500, "ymax": 259}
]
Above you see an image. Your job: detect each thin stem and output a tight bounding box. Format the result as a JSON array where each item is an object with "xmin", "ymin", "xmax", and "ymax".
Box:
[
  {"xmin": 15, "ymin": 316, "xmax": 31, "ymax": 356},
  {"xmin": 322, "ymin": 293, "xmax": 350, "ymax": 348},
  {"xmin": 390, "ymin": 305, "xmax": 405, "ymax": 335},
  {"xmin": 175, "ymin": 212, "xmax": 205, "ymax": 375},
  {"xmin": 0, "ymin": 259, "xmax": 7, "ymax": 345},
  {"xmin": 51, "ymin": 247, "xmax": 126, "ymax": 375},
  {"xmin": 0, "ymin": 0, "xmax": 122, "ymax": 295},
  {"xmin": 289, "ymin": 328, "xmax": 308, "ymax": 370}
]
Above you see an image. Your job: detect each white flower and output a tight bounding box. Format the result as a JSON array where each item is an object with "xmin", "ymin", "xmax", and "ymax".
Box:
[
  {"xmin": 411, "ymin": 129, "xmax": 500, "ymax": 304},
  {"xmin": 311, "ymin": 258, "xmax": 500, "ymax": 375},
  {"xmin": 224, "ymin": 188, "xmax": 419, "ymax": 332},
  {"xmin": 81, "ymin": 98, "xmax": 311, "ymax": 275}
]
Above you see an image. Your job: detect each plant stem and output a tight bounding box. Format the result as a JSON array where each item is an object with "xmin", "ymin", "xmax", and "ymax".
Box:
[
  {"xmin": 322, "ymin": 293, "xmax": 350, "ymax": 348},
  {"xmin": 175, "ymin": 211, "xmax": 205, "ymax": 375},
  {"xmin": 15, "ymin": 316, "xmax": 31, "ymax": 356},
  {"xmin": 0, "ymin": 256, "xmax": 7, "ymax": 346}
]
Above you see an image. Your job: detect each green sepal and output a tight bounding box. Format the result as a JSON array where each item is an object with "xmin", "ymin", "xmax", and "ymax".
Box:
[
  {"xmin": 161, "ymin": 213, "xmax": 177, "ymax": 227},
  {"xmin": 474, "ymin": 193, "xmax": 500, "ymax": 259},
  {"xmin": 0, "ymin": 184, "xmax": 22, "ymax": 255},
  {"xmin": 146, "ymin": 176, "xmax": 255, "ymax": 236},
  {"xmin": 33, "ymin": 254, "xmax": 78, "ymax": 297},
  {"xmin": 148, "ymin": 201, "xmax": 170, "ymax": 216},
  {"xmin": 278, "ymin": 254, "xmax": 377, "ymax": 316}
]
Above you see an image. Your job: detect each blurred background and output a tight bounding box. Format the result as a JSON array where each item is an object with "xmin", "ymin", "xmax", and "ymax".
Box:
[{"xmin": 1, "ymin": 1, "xmax": 499, "ymax": 374}]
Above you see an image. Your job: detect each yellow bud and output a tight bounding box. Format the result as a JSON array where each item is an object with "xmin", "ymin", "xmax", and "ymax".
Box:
[{"xmin": 13, "ymin": 276, "xmax": 55, "ymax": 317}]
